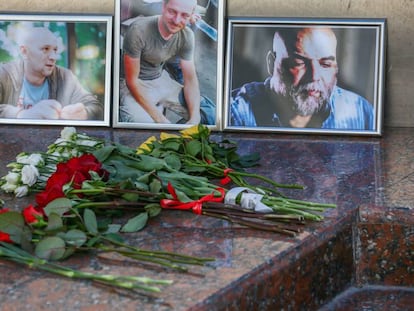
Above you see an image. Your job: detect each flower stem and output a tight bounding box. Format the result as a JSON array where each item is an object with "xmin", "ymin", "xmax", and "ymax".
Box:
[
  {"xmin": 97, "ymin": 235, "xmax": 214, "ymax": 270},
  {"xmin": 0, "ymin": 242, "xmax": 171, "ymax": 292}
]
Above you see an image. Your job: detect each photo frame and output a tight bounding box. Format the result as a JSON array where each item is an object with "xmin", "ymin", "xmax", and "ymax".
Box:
[
  {"xmin": 113, "ymin": 0, "xmax": 225, "ymax": 130},
  {"xmin": 0, "ymin": 14, "xmax": 113, "ymax": 126},
  {"xmin": 223, "ymin": 17, "xmax": 386, "ymax": 136}
]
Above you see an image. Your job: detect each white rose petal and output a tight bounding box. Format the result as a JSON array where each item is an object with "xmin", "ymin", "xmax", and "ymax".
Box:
[
  {"xmin": 5, "ymin": 172, "xmax": 20, "ymax": 184},
  {"xmin": 14, "ymin": 185, "xmax": 29, "ymax": 197},
  {"xmin": 16, "ymin": 154, "xmax": 30, "ymax": 164},
  {"xmin": 50, "ymin": 151, "xmax": 61, "ymax": 157},
  {"xmin": 21, "ymin": 165, "xmax": 39, "ymax": 186},
  {"xmin": 28, "ymin": 153, "xmax": 44, "ymax": 166},
  {"xmin": 53, "ymin": 138, "xmax": 66, "ymax": 145},
  {"xmin": 1, "ymin": 182, "xmax": 17, "ymax": 192},
  {"xmin": 61, "ymin": 127, "xmax": 77, "ymax": 141},
  {"xmin": 77, "ymin": 139, "xmax": 98, "ymax": 147}
]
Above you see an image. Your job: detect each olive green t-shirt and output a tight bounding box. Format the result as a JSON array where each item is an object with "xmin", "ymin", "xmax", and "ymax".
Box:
[{"xmin": 123, "ymin": 15, "xmax": 195, "ymax": 81}]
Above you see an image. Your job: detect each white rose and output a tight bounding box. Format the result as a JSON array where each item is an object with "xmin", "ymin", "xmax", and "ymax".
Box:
[
  {"xmin": 21, "ymin": 165, "xmax": 39, "ymax": 186},
  {"xmin": 27, "ymin": 153, "xmax": 44, "ymax": 166},
  {"xmin": 1, "ymin": 182, "xmax": 17, "ymax": 192},
  {"xmin": 14, "ymin": 185, "xmax": 29, "ymax": 197},
  {"xmin": 5, "ymin": 172, "xmax": 20, "ymax": 184},
  {"xmin": 61, "ymin": 127, "xmax": 77, "ymax": 141}
]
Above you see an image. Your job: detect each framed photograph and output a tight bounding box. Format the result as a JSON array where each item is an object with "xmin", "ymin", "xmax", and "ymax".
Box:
[
  {"xmin": 223, "ymin": 17, "xmax": 386, "ymax": 136},
  {"xmin": 0, "ymin": 14, "xmax": 112, "ymax": 126},
  {"xmin": 113, "ymin": 0, "xmax": 225, "ymax": 130}
]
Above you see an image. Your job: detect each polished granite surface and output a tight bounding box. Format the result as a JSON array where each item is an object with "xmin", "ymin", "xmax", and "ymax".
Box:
[{"xmin": 0, "ymin": 125, "xmax": 413, "ymax": 310}]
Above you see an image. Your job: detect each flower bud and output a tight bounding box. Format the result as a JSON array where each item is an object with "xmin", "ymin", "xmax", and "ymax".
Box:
[
  {"xmin": 5, "ymin": 172, "xmax": 20, "ymax": 184},
  {"xmin": 1, "ymin": 182, "xmax": 17, "ymax": 192}
]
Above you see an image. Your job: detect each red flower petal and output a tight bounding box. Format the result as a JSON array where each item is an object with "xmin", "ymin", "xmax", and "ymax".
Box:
[
  {"xmin": 22, "ymin": 204, "xmax": 44, "ymax": 224},
  {"xmin": 0, "ymin": 231, "xmax": 13, "ymax": 243},
  {"xmin": 35, "ymin": 184, "xmax": 65, "ymax": 208}
]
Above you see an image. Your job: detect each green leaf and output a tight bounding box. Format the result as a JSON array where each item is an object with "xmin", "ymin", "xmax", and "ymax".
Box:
[
  {"xmin": 107, "ymin": 159, "xmax": 144, "ymax": 181},
  {"xmin": 203, "ymin": 143, "xmax": 213, "ymax": 158},
  {"xmin": 164, "ymin": 154, "xmax": 181, "ymax": 170},
  {"xmin": 44, "ymin": 198, "xmax": 72, "ymax": 217},
  {"xmin": 61, "ymin": 246, "xmax": 76, "ymax": 260},
  {"xmin": 35, "ymin": 236, "xmax": 66, "ymax": 260},
  {"xmin": 93, "ymin": 145, "xmax": 117, "ymax": 162},
  {"xmin": 60, "ymin": 229, "xmax": 87, "ymax": 247},
  {"xmin": 136, "ymin": 171, "xmax": 151, "ymax": 184},
  {"xmin": 97, "ymin": 217, "xmax": 113, "ymax": 230},
  {"xmin": 105, "ymin": 224, "xmax": 121, "ymax": 234},
  {"xmin": 144, "ymin": 203, "xmax": 162, "ymax": 218},
  {"xmin": 122, "ymin": 192, "xmax": 140, "ymax": 202},
  {"xmin": 173, "ymin": 188, "xmax": 193, "ymax": 203},
  {"xmin": 134, "ymin": 154, "xmax": 166, "ymax": 171},
  {"xmin": 45, "ymin": 213, "xmax": 64, "ymax": 231},
  {"xmin": 86, "ymin": 235, "xmax": 101, "ymax": 247},
  {"xmin": 84, "ymin": 208, "xmax": 98, "ymax": 234},
  {"xmin": 0, "ymin": 211, "xmax": 26, "ymax": 244},
  {"xmin": 103, "ymin": 232, "xmax": 124, "ymax": 244},
  {"xmin": 134, "ymin": 181, "xmax": 149, "ymax": 191},
  {"xmin": 163, "ymin": 140, "xmax": 181, "ymax": 151},
  {"xmin": 121, "ymin": 213, "xmax": 148, "ymax": 233},
  {"xmin": 149, "ymin": 179, "xmax": 162, "ymax": 194},
  {"xmin": 186, "ymin": 140, "xmax": 202, "ymax": 157}
]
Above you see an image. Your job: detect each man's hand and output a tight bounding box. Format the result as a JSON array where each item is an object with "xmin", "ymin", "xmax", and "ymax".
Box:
[
  {"xmin": 60, "ymin": 102, "xmax": 88, "ymax": 120},
  {"xmin": 17, "ymin": 100, "xmax": 61, "ymax": 119}
]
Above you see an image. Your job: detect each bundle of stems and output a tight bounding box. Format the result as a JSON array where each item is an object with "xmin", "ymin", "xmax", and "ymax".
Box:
[{"xmin": 203, "ymin": 201, "xmax": 305, "ymax": 236}]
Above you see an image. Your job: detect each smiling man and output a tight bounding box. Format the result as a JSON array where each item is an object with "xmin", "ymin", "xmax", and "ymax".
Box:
[
  {"xmin": 119, "ymin": 0, "xmax": 215, "ymax": 125},
  {"xmin": 230, "ymin": 27, "xmax": 374, "ymax": 130},
  {"xmin": 0, "ymin": 27, "xmax": 103, "ymax": 120}
]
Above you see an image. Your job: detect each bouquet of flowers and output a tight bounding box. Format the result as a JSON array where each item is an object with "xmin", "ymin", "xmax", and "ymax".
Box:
[{"xmin": 0, "ymin": 125, "xmax": 335, "ymax": 292}]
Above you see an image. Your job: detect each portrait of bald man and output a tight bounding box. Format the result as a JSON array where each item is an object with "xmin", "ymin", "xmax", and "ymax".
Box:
[
  {"xmin": 229, "ymin": 23, "xmax": 382, "ymax": 131},
  {"xmin": 0, "ymin": 26, "xmax": 103, "ymax": 121}
]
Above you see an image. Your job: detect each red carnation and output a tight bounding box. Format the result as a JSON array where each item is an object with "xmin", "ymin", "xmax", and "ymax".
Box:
[
  {"xmin": 35, "ymin": 183, "xmax": 65, "ymax": 208},
  {"xmin": 22, "ymin": 204, "xmax": 44, "ymax": 224}
]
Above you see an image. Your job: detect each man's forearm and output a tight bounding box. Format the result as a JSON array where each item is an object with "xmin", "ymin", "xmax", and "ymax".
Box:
[
  {"xmin": 183, "ymin": 79, "xmax": 201, "ymax": 123},
  {"xmin": 126, "ymin": 79, "xmax": 170, "ymax": 123}
]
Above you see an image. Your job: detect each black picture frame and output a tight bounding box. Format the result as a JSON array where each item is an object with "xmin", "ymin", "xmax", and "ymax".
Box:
[{"xmin": 224, "ymin": 17, "xmax": 386, "ymax": 136}]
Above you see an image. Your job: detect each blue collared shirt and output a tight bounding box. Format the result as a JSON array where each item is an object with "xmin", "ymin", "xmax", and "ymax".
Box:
[{"xmin": 230, "ymin": 82, "xmax": 374, "ymax": 130}]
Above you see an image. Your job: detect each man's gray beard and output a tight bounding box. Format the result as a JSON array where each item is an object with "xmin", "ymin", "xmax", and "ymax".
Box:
[
  {"xmin": 289, "ymin": 88, "xmax": 327, "ymax": 116},
  {"xmin": 289, "ymin": 81, "xmax": 335, "ymax": 116},
  {"xmin": 270, "ymin": 76, "xmax": 335, "ymax": 116}
]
